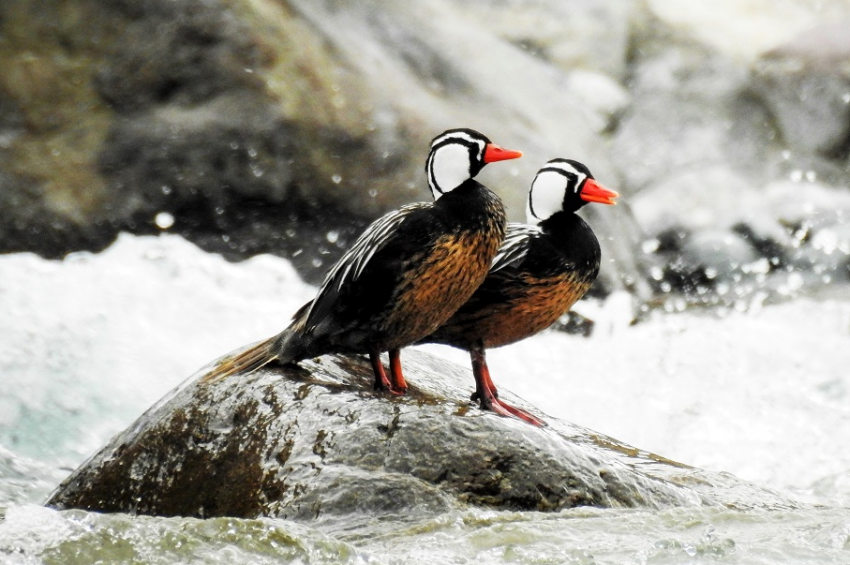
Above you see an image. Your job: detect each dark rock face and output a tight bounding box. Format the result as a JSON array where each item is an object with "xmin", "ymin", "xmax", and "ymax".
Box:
[
  {"xmin": 47, "ymin": 349, "xmax": 795, "ymax": 522},
  {"xmin": 0, "ymin": 0, "xmax": 650, "ymax": 292},
  {"xmin": 94, "ymin": 0, "xmax": 269, "ymax": 112}
]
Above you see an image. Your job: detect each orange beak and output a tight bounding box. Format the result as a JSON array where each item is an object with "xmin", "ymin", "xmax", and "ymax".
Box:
[
  {"xmin": 483, "ymin": 143, "xmax": 523, "ymax": 163},
  {"xmin": 580, "ymin": 179, "xmax": 619, "ymax": 205}
]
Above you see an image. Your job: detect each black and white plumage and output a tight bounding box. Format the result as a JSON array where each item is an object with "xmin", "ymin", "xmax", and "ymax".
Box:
[
  {"xmin": 301, "ymin": 202, "xmax": 427, "ymax": 334},
  {"xmin": 420, "ymin": 158, "xmax": 619, "ymax": 426},
  {"xmin": 201, "ymin": 128, "xmax": 522, "ymax": 392},
  {"xmin": 489, "ymin": 224, "xmax": 542, "ymax": 273}
]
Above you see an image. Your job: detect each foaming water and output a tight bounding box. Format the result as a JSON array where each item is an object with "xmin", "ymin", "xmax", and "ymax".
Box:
[
  {"xmin": 0, "ymin": 505, "xmax": 366, "ymax": 565},
  {"xmin": 0, "ymin": 234, "xmax": 849, "ymax": 564},
  {"xmin": 2, "ymin": 504, "xmax": 848, "ymax": 564}
]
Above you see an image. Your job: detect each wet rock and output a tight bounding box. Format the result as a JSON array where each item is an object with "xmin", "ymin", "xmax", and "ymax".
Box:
[
  {"xmin": 730, "ymin": 221, "xmax": 793, "ymax": 270},
  {"xmin": 750, "ymin": 22, "xmax": 850, "ymax": 159},
  {"xmin": 612, "ymin": 19, "xmax": 784, "ymax": 194},
  {"xmin": 454, "ymin": 0, "xmax": 639, "ymax": 80},
  {"xmin": 678, "ymin": 230, "xmax": 761, "ymax": 280},
  {"xmin": 644, "ymin": 0, "xmax": 850, "ymax": 62},
  {"xmin": 630, "ymin": 167, "xmax": 761, "ymax": 236},
  {"xmin": 99, "ymin": 94, "xmax": 296, "ymax": 215},
  {"xmin": 0, "ymin": 0, "xmax": 648, "ymax": 293},
  {"xmin": 47, "ymin": 349, "xmax": 796, "ymax": 522},
  {"xmin": 756, "ymin": 180, "xmax": 850, "ymax": 281},
  {"xmin": 93, "ymin": 0, "xmax": 269, "ymax": 112},
  {"xmin": 761, "ymin": 179, "xmax": 850, "ymax": 228},
  {"xmin": 792, "ymin": 223, "xmax": 850, "ymax": 282},
  {"xmin": 604, "ymin": 2, "xmax": 850, "ymax": 306}
]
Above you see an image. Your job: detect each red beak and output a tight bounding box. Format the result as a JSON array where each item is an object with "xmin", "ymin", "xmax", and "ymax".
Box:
[
  {"xmin": 580, "ymin": 179, "xmax": 619, "ymax": 205},
  {"xmin": 483, "ymin": 143, "xmax": 523, "ymax": 163}
]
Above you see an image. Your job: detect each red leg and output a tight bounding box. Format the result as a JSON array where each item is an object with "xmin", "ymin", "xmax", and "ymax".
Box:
[
  {"xmin": 369, "ymin": 348, "xmax": 404, "ymax": 396},
  {"xmin": 470, "ymin": 346, "xmax": 546, "ymax": 427},
  {"xmin": 388, "ymin": 349, "xmax": 408, "ymax": 394}
]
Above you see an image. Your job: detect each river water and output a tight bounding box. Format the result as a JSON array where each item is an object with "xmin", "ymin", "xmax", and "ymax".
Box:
[{"xmin": 1, "ymin": 234, "xmax": 849, "ymax": 564}]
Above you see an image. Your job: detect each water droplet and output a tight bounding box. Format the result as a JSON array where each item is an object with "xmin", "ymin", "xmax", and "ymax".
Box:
[
  {"xmin": 790, "ymin": 170, "xmax": 803, "ymax": 182},
  {"xmin": 222, "ymin": 234, "xmax": 230, "ymax": 242},
  {"xmin": 843, "ymin": 93, "xmax": 850, "ymax": 103},
  {"xmin": 641, "ymin": 239, "xmax": 660, "ymax": 253},
  {"xmin": 805, "ymin": 170, "xmax": 816, "ymax": 182},
  {"xmin": 252, "ymin": 166, "xmax": 264, "ymax": 178},
  {"xmin": 368, "ymin": 189, "xmax": 378, "ymax": 198},
  {"xmin": 745, "ymin": 258, "xmax": 770, "ymax": 274},
  {"xmin": 326, "ymin": 230, "xmax": 339, "ymax": 244},
  {"xmin": 248, "ymin": 148, "xmax": 258, "ymax": 158},
  {"xmin": 161, "ymin": 185, "xmax": 172, "ymax": 195},
  {"xmin": 312, "ymin": 258, "xmax": 323, "ymax": 268},
  {"xmin": 332, "ymin": 174, "xmax": 342, "ymax": 184},
  {"xmin": 154, "ymin": 212, "xmax": 174, "ymax": 229}
]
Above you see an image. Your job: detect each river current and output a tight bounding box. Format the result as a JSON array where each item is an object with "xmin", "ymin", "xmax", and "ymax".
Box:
[{"xmin": 1, "ymin": 234, "xmax": 848, "ymax": 564}]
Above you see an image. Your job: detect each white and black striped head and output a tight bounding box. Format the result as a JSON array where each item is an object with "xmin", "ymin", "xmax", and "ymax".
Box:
[
  {"xmin": 527, "ymin": 159, "xmax": 618, "ymax": 223},
  {"xmin": 426, "ymin": 128, "xmax": 523, "ymax": 200}
]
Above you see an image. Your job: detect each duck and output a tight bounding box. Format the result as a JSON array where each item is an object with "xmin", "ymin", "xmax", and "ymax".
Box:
[
  {"xmin": 417, "ymin": 158, "xmax": 618, "ymax": 426},
  {"xmin": 201, "ymin": 128, "xmax": 522, "ymax": 391}
]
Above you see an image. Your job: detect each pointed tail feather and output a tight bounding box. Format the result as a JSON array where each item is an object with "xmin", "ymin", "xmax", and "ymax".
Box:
[{"xmin": 199, "ymin": 336, "xmax": 278, "ymax": 384}]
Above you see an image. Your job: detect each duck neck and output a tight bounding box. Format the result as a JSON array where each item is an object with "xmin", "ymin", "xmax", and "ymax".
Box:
[{"xmin": 540, "ymin": 210, "xmax": 601, "ymax": 272}]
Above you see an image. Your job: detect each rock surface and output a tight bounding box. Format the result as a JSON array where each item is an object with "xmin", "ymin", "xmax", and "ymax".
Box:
[{"xmin": 47, "ymin": 348, "xmax": 796, "ymax": 523}]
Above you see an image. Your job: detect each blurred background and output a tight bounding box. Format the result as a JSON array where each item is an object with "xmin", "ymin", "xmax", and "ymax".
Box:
[
  {"xmin": 2, "ymin": 1, "xmax": 850, "ymax": 562},
  {"xmin": 4, "ymin": 0, "xmax": 850, "ymax": 305}
]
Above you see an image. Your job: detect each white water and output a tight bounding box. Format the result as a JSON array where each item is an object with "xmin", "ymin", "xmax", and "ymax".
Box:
[{"xmin": 1, "ymin": 234, "xmax": 849, "ymax": 563}]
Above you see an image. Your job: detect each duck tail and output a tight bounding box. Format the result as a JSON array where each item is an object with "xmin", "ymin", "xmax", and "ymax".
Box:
[{"xmin": 199, "ymin": 335, "xmax": 279, "ymax": 384}]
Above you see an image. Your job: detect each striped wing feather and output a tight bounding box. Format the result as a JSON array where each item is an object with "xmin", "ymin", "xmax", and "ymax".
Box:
[{"xmin": 303, "ymin": 203, "xmax": 429, "ymax": 332}]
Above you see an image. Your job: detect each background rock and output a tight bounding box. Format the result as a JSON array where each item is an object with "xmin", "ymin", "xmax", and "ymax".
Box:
[
  {"xmin": 47, "ymin": 348, "xmax": 796, "ymax": 523},
  {"xmin": 0, "ymin": 0, "xmax": 644, "ymax": 294},
  {"xmin": 3, "ymin": 0, "xmax": 850, "ymax": 304},
  {"xmin": 750, "ymin": 22, "xmax": 850, "ymax": 159}
]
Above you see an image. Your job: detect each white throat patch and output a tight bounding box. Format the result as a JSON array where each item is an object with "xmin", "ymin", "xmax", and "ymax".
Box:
[
  {"xmin": 527, "ymin": 161, "xmax": 587, "ymax": 222},
  {"xmin": 428, "ymin": 143, "xmax": 473, "ymax": 199},
  {"xmin": 527, "ymin": 170, "xmax": 567, "ymax": 223}
]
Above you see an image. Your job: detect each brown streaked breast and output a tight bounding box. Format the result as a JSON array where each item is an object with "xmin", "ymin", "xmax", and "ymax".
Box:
[
  {"xmin": 379, "ymin": 227, "xmax": 503, "ymax": 350},
  {"xmin": 436, "ymin": 271, "xmax": 594, "ymax": 350}
]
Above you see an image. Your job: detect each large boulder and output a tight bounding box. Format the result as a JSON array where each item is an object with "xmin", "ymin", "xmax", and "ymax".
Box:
[
  {"xmin": 47, "ymin": 348, "xmax": 795, "ymax": 523},
  {"xmin": 0, "ymin": 0, "xmax": 648, "ymax": 295}
]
